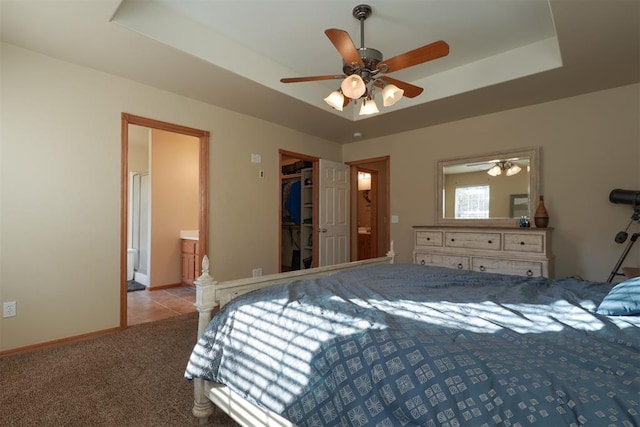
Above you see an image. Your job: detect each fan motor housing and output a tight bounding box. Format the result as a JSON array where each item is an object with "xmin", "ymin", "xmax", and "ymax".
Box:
[{"xmin": 343, "ymin": 47, "xmax": 383, "ymax": 76}]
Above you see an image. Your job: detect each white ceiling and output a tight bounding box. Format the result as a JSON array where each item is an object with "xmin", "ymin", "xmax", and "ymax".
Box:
[{"xmin": 1, "ymin": 0, "xmax": 638, "ymax": 143}]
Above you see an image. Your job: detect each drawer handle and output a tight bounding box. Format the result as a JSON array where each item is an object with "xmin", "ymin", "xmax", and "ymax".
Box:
[
  {"xmin": 426, "ymin": 237, "xmax": 431, "ymax": 241},
  {"xmin": 451, "ymin": 238, "xmax": 455, "ymax": 242},
  {"xmin": 457, "ymin": 263, "xmax": 463, "ymax": 269},
  {"xmin": 488, "ymin": 240, "xmax": 492, "ymax": 244},
  {"xmin": 479, "ymin": 265, "xmax": 486, "ymax": 272},
  {"xmin": 526, "ymin": 269, "xmax": 533, "ymax": 276},
  {"xmin": 420, "ymin": 260, "xmax": 426, "ymax": 265},
  {"xmin": 520, "ymin": 241, "xmax": 525, "ymax": 245}
]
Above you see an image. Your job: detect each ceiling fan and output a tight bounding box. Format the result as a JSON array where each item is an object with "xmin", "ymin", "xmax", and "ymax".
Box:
[{"xmin": 280, "ymin": 4, "xmax": 449, "ymax": 114}]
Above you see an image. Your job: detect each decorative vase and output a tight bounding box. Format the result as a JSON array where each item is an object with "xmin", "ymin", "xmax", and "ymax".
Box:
[{"xmin": 534, "ymin": 195, "xmax": 549, "ymax": 228}]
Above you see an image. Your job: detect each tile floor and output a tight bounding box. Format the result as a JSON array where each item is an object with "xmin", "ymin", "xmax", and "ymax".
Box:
[{"xmin": 127, "ymin": 285, "xmax": 197, "ymax": 326}]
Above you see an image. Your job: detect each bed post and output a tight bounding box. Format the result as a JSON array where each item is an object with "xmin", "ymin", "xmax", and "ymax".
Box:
[
  {"xmin": 387, "ymin": 240, "xmax": 396, "ymax": 264},
  {"xmin": 192, "ymin": 255, "xmax": 217, "ymax": 423}
]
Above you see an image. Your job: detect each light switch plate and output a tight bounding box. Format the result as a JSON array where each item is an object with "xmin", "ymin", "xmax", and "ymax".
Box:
[{"xmin": 391, "ymin": 215, "xmax": 399, "ymax": 224}]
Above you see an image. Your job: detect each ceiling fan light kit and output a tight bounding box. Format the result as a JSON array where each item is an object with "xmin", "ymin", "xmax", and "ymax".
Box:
[{"xmin": 280, "ymin": 4, "xmax": 449, "ymax": 116}]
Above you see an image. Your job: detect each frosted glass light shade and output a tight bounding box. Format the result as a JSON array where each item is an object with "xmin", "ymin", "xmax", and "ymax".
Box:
[
  {"xmin": 487, "ymin": 164, "xmax": 502, "ymax": 176},
  {"xmin": 382, "ymin": 84, "xmax": 404, "ymax": 106},
  {"xmin": 341, "ymin": 75, "xmax": 366, "ymax": 99},
  {"xmin": 506, "ymin": 163, "xmax": 522, "ymax": 176},
  {"xmin": 324, "ymin": 91, "xmax": 344, "ymax": 111},
  {"xmin": 359, "ymin": 98, "xmax": 379, "ymax": 115}
]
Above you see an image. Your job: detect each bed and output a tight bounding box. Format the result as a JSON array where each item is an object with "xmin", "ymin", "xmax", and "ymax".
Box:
[{"xmin": 185, "ymin": 252, "xmax": 640, "ymax": 426}]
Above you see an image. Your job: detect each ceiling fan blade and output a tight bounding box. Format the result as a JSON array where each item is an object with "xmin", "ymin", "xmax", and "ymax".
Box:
[
  {"xmin": 325, "ymin": 29, "xmax": 364, "ymax": 67},
  {"xmin": 379, "ymin": 40, "xmax": 449, "ymax": 73},
  {"xmin": 380, "ymin": 76, "xmax": 424, "ymax": 98},
  {"xmin": 280, "ymin": 75, "xmax": 345, "ymax": 83}
]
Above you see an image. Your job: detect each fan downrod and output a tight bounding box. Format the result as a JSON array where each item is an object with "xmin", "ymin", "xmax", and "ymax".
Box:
[{"xmin": 344, "ymin": 4, "xmax": 380, "ymax": 76}]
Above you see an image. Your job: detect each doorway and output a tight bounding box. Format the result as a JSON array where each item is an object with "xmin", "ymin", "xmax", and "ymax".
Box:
[
  {"xmin": 349, "ymin": 157, "xmax": 390, "ymax": 260},
  {"xmin": 120, "ymin": 113, "xmax": 209, "ymax": 329},
  {"xmin": 279, "ymin": 150, "xmax": 318, "ymax": 272},
  {"xmin": 356, "ymin": 167, "xmax": 378, "ymax": 260}
]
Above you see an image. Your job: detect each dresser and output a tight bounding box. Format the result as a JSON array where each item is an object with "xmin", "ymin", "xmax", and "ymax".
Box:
[{"xmin": 413, "ymin": 226, "xmax": 554, "ymax": 277}]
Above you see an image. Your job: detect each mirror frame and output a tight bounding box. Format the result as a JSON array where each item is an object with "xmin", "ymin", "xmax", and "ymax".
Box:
[{"xmin": 436, "ymin": 147, "xmax": 540, "ymax": 227}]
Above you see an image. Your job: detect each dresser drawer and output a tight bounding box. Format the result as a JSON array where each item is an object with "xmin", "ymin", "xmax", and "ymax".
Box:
[
  {"xmin": 415, "ymin": 230, "xmax": 443, "ymax": 247},
  {"xmin": 415, "ymin": 252, "xmax": 469, "ymax": 270},
  {"xmin": 503, "ymin": 233, "xmax": 544, "ymax": 254},
  {"xmin": 444, "ymin": 232, "xmax": 501, "ymax": 251},
  {"xmin": 472, "ymin": 257, "xmax": 543, "ymax": 277}
]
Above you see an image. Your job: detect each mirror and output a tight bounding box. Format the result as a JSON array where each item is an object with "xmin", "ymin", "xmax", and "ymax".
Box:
[{"xmin": 436, "ymin": 147, "xmax": 540, "ymax": 227}]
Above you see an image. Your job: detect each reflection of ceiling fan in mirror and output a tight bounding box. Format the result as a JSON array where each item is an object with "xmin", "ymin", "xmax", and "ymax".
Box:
[
  {"xmin": 486, "ymin": 161, "xmax": 522, "ymax": 177},
  {"xmin": 280, "ymin": 4, "xmax": 449, "ymax": 115},
  {"xmin": 465, "ymin": 158, "xmax": 525, "ymax": 176}
]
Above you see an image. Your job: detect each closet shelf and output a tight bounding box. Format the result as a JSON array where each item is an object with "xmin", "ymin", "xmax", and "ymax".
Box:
[{"xmin": 281, "ymin": 173, "xmax": 301, "ymax": 180}]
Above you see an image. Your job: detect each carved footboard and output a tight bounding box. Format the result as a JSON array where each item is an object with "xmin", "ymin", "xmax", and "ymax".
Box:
[{"xmin": 191, "ymin": 244, "xmax": 395, "ymax": 425}]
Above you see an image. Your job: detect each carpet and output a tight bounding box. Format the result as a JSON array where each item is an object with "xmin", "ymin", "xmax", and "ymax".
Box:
[
  {"xmin": 0, "ymin": 312, "xmax": 239, "ymax": 426},
  {"xmin": 127, "ymin": 279, "xmax": 146, "ymax": 292}
]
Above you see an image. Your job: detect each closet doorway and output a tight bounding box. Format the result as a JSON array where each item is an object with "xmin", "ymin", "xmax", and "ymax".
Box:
[
  {"xmin": 120, "ymin": 114, "xmax": 210, "ymax": 329},
  {"xmin": 279, "ymin": 150, "xmax": 318, "ymax": 272}
]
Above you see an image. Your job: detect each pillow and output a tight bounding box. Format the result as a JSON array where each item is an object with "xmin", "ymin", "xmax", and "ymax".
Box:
[{"xmin": 596, "ymin": 277, "xmax": 640, "ymax": 315}]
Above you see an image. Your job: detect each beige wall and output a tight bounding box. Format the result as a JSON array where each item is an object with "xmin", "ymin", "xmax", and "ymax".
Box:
[
  {"xmin": 0, "ymin": 43, "xmax": 341, "ymax": 351},
  {"xmin": 128, "ymin": 125, "xmax": 150, "ymax": 173},
  {"xmin": 343, "ymin": 83, "xmax": 640, "ymax": 280},
  {"xmin": 1, "ymin": 41, "xmax": 638, "ymax": 352},
  {"xmin": 150, "ymin": 129, "xmax": 199, "ymax": 287}
]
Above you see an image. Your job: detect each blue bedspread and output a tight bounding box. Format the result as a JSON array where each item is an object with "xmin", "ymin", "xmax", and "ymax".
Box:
[{"xmin": 185, "ymin": 264, "xmax": 640, "ymax": 426}]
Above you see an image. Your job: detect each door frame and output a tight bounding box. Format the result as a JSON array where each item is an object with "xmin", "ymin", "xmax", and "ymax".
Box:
[
  {"xmin": 348, "ymin": 156, "xmax": 390, "ymax": 260},
  {"xmin": 120, "ymin": 113, "xmax": 210, "ymax": 329}
]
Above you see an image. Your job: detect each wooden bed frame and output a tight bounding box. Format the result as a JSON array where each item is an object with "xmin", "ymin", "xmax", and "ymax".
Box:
[{"xmin": 191, "ymin": 246, "xmax": 396, "ymax": 426}]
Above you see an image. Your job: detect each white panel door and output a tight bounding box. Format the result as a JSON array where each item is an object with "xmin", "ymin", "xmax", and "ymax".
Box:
[{"xmin": 318, "ymin": 159, "xmax": 350, "ymax": 266}]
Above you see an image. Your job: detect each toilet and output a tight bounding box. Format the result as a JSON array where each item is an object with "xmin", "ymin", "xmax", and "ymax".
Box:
[{"xmin": 127, "ymin": 248, "xmax": 137, "ymax": 281}]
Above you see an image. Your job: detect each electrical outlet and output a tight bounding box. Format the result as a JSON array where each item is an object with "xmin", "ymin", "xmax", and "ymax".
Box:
[
  {"xmin": 3, "ymin": 301, "xmax": 17, "ymax": 318},
  {"xmin": 252, "ymin": 268, "xmax": 263, "ymax": 277}
]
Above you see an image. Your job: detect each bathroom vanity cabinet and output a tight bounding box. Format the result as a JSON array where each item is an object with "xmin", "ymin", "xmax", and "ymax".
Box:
[{"xmin": 181, "ymin": 238, "xmax": 199, "ymax": 286}]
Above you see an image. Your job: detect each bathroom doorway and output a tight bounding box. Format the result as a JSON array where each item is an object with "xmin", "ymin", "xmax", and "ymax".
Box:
[
  {"xmin": 120, "ymin": 113, "xmax": 209, "ymax": 329},
  {"xmin": 349, "ymin": 156, "xmax": 390, "ymax": 260},
  {"xmin": 356, "ymin": 167, "xmax": 378, "ymax": 260}
]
